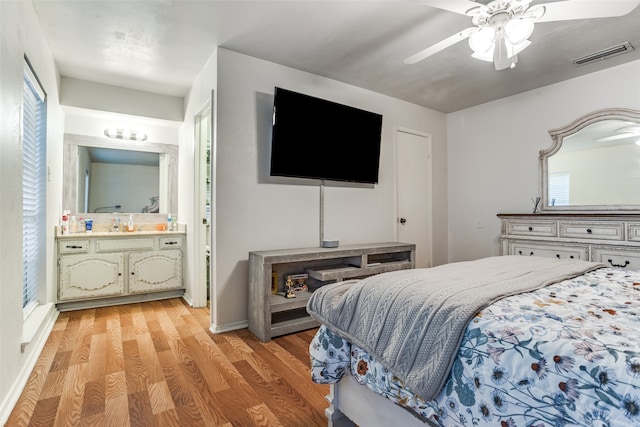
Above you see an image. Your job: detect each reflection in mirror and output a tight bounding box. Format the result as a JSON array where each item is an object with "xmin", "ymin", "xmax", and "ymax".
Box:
[
  {"xmin": 540, "ymin": 108, "xmax": 640, "ymax": 212},
  {"xmin": 64, "ymin": 134, "xmax": 178, "ymax": 215},
  {"xmin": 78, "ymin": 147, "xmax": 161, "ymax": 213}
]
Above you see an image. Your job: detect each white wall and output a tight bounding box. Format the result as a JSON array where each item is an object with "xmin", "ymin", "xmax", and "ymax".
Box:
[
  {"xmin": 180, "ymin": 48, "xmax": 218, "ymax": 307},
  {"xmin": 61, "ymin": 77, "xmax": 184, "ymax": 122},
  {"xmin": 213, "ymin": 48, "xmax": 447, "ymax": 329},
  {"xmin": 447, "ymin": 59, "xmax": 640, "ymax": 262},
  {"xmin": 0, "ymin": 2, "xmax": 64, "ymax": 423}
]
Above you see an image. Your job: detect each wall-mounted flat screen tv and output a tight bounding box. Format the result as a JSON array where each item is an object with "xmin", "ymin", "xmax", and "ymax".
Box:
[{"xmin": 270, "ymin": 87, "xmax": 383, "ymax": 184}]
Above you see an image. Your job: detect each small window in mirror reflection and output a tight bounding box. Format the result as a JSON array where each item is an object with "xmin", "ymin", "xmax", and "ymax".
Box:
[
  {"xmin": 83, "ymin": 170, "xmax": 89, "ymax": 213},
  {"xmin": 549, "ymin": 172, "xmax": 570, "ymax": 206}
]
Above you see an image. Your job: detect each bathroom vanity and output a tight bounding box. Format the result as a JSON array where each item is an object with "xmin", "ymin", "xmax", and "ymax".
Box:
[{"xmin": 55, "ymin": 226, "xmax": 185, "ymax": 311}]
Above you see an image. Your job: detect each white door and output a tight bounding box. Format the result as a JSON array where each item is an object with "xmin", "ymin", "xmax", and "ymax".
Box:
[{"xmin": 396, "ymin": 129, "xmax": 432, "ymax": 268}]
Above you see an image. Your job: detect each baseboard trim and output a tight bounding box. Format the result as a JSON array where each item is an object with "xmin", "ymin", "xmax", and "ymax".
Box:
[
  {"xmin": 0, "ymin": 303, "xmax": 58, "ymax": 427},
  {"xmin": 181, "ymin": 292, "xmax": 194, "ymax": 307},
  {"xmin": 209, "ymin": 320, "xmax": 248, "ymax": 334}
]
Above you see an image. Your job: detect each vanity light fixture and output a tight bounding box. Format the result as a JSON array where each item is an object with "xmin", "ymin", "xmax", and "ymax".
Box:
[{"xmin": 104, "ymin": 127, "xmax": 148, "ymax": 141}]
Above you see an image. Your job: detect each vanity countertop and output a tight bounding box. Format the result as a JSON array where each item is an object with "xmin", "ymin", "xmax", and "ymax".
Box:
[{"xmin": 56, "ymin": 224, "xmax": 186, "ymax": 239}]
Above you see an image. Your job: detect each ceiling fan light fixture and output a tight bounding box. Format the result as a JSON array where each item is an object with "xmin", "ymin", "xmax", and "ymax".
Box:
[
  {"xmin": 511, "ymin": 39, "xmax": 532, "ymax": 56},
  {"xmin": 493, "ymin": 38, "xmax": 512, "ymax": 70},
  {"xmin": 505, "ymin": 18, "xmax": 534, "ymax": 45},
  {"xmin": 468, "ymin": 27, "xmax": 495, "ymax": 53}
]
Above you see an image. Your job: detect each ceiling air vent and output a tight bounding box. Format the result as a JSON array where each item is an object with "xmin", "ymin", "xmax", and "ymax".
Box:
[{"xmin": 572, "ymin": 42, "xmax": 634, "ymax": 66}]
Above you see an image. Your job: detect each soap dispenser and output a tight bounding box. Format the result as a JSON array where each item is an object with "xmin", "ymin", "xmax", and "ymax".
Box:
[{"xmin": 127, "ymin": 215, "xmax": 134, "ymax": 232}]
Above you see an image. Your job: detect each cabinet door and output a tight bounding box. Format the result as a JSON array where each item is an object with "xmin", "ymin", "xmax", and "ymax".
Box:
[
  {"xmin": 128, "ymin": 250, "xmax": 183, "ymax": 293},
  {"xmin": 59, "ymin": 253, "xmax": 124, "ymax": 301}
]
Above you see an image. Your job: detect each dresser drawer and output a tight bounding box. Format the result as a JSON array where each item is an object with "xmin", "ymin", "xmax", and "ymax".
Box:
[
  {"xmin": 559, "ymin": 222, "xmax": 624, "ymax": 241},
  {"xmin": 58, "ymin": 240, "xmax": 89, "ymax": 254},
  {"xmin": 627, "ymin": 224, "xmax": 640, "ymax": 242},
  {"xmin": 506, "ymin": 240, "xmax": 588, "ymax": 260},
  {"xmin": 502, "ymin": 219, "xmax": 557, "ymax": 237},
  {"xmin": 591, "ymin": 246, "xmax": 640, "ymax": 270}
]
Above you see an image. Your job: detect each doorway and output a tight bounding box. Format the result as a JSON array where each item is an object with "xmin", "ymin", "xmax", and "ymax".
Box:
[
  {"xmin": 396, "ymin": 128, "xmax": 432, "ymax": 268},
  {"xmin": 194, "ymin": 102, "xmax": 213, "ymax": 307}
]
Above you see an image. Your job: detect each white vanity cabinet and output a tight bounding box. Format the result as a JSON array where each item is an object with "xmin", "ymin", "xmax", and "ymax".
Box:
[
  {"xmin": 498, "ymin": 214, "xmax": 640, "ymax": 269},
  {"xmin": 56, "ymin": 230, "xmax": 185, "ymax": 310}
]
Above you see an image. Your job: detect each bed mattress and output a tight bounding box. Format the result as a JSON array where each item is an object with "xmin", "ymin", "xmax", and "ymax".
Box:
[{"xmin": 310, "ymin": 267, "xmax": 640, "ymax": 426}]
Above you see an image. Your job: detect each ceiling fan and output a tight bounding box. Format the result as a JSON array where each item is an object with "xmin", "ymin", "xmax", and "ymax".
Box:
[{"xmin": 404, "ymin": 0, "xmax": 640, "ymax": 70}]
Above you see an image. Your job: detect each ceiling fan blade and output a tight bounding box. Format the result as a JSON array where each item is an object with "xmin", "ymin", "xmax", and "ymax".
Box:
[
  {"xmin": 535, "ymin": 0, "xmax": 640, "ymax": 23},
  {"xmin": 594, "ymin": 132, "xmax": 639, "ymax": 143},
  {"xmin": 404, "ymin": 27, "xmax": 477, "ymax": 64},
  {"xmin": 408, "ymin": 0, "xmax": 487, "ymax": 16}
]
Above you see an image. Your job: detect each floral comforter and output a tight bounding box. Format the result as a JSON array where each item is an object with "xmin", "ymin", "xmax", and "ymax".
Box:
[{"xmin": 310, "ymin": 267, "xmax": 640, "ymax": 426}]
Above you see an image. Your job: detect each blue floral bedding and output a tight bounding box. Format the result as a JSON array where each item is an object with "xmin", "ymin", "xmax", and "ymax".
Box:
[{"xmin": 310, "ymin": 267, "xmax": 640, "ymax": 426}]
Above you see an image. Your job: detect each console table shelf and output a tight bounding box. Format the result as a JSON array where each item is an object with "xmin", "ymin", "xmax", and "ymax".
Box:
[{"xmin": 248, "ymin": 242, "xmax": 415, "ymax": 341}]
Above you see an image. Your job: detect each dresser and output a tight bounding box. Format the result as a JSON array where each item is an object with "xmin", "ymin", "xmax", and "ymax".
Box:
[{"xmin": 498, "ymin": 214, "xmax": 640, "ymax": 270}]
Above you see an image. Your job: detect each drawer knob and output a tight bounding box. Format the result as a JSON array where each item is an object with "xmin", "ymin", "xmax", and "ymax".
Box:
[
  {"xmin": 607, "ymin": 259, "xmax": 630, "ymax": 268},
  {"xmin": 586, "ymin": 228, "xmax": 592, "ymax": 233},
  {"xmin": 528, "ymin": 226, "xmax": 533, "ymax": 231}
]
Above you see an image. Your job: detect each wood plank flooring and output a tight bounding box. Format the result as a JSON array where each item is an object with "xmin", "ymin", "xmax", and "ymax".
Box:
[{"xmin": 7, "ymin": 298, "xmax": 330, "ymax": 426}]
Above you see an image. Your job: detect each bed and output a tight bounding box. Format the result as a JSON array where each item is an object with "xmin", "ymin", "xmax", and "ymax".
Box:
[{"xmin": 307, "ymin": 256, "xmax": 640, "ymax": 427}]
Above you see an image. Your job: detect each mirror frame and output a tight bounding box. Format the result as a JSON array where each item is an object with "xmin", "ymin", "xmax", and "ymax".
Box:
[
  {"xmin": 63, "ymin": 133, "xmax": 179, "ymax": 216},
  {"xmin": 539, "ymin": 107, "xmax": 640, "ymax": 213}
]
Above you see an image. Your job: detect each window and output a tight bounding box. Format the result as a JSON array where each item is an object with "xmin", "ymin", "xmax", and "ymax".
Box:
[
  {"xmin": 22, "ymin": 58, "xmax": 47, "ymax": 318},
  {"xmin": 548, "ymin": 172, "xmax": 569, "ymax": 207}
]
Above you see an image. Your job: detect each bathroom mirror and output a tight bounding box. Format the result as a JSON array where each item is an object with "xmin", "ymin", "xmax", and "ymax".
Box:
[
  {"xmin": 539, "ymin": 108, "xmax": 640, "ymax": 212},
  {"xmin": 63, "ymin": 134, "xmax": 178, "ymax": 215}
]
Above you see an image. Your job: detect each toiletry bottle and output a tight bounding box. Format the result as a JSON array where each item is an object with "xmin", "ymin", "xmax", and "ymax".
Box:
[
  {"xmin": 127, "ymin": 215, "xmax": 134, "ymax": 232},
  {"xmin": 61, "ymin": 211, "xmax": 69, "ymax": 235},
  {"xmin": 70, "ymin": 216, "xmax": 78, "ymax": 233},
  {"xmin": 167, "ymin": 214, "xmax": 172, "ymax": 231},
  {"xmin": 78, "ymin": 218, "xmax": 86, "ymax": 233}
]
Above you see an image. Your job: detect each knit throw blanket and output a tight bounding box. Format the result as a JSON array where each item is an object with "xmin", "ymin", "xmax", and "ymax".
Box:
[{"xmin": 307, "ymin": 255, "xmax": 604, "ymax": 401}]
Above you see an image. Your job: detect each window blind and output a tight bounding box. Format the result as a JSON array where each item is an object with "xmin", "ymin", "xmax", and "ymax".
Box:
[
  {"xmin": 22, "ymin": 59, "xmax": 47, "ymax": 318},
  {"xmin": 548, "ymin": 172, "xmax": 570, "ymax": 207}
]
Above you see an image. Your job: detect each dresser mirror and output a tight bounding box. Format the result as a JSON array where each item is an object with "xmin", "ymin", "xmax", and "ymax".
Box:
[
  {"xmin": 63, "ymin": 134, "xmax": 178, "ymax": 215},
  {"xmin": 539, "ymin": 108, "xmax": 640, "ymax": 213}
]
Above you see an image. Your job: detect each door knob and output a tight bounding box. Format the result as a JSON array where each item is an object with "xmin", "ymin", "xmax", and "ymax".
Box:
[{"xmin": 400, "ymin": 218, "xmax": 407, "ymax": 225}]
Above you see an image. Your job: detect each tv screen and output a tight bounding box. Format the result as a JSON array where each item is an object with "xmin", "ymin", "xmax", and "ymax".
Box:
[{"xmin": 270, "ymin": 87, "xmax": 383, "ymax": 184}]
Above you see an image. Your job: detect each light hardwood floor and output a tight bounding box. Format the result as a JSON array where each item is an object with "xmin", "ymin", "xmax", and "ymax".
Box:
[{"xmin": 7, "ymin": 298, "xmax": 330, "ymax": 426}]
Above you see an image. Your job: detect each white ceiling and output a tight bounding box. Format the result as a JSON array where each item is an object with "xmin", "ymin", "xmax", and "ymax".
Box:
[{"xmin": 31, "ymin": 0, "xmax": 640, "ymax": 113}]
